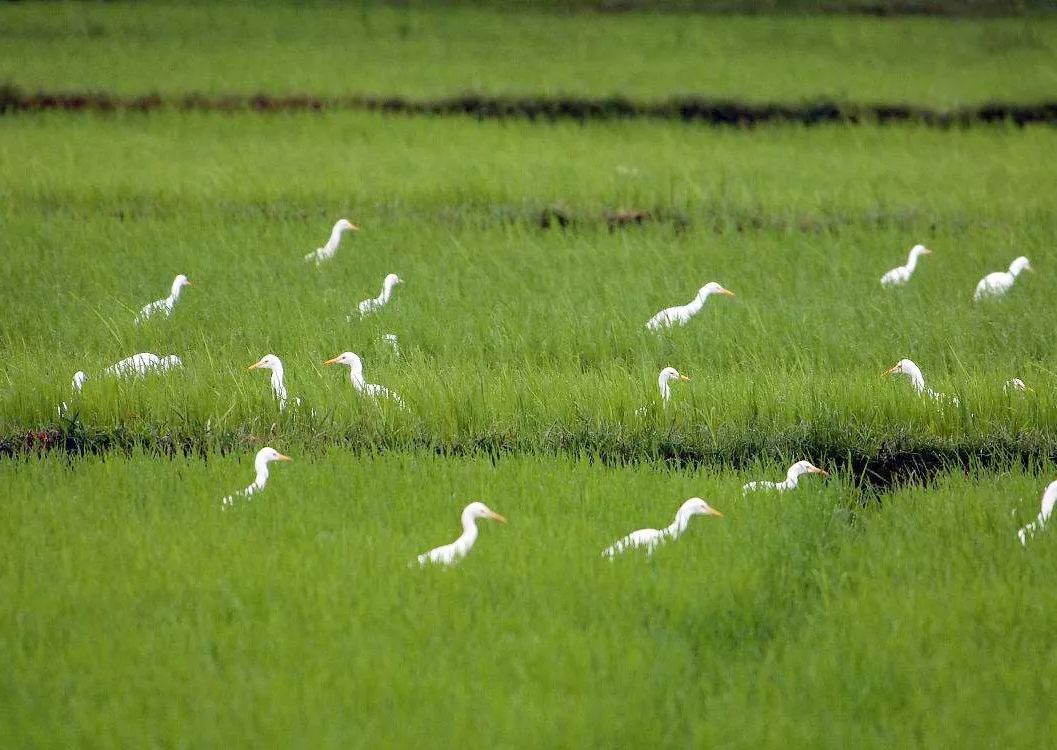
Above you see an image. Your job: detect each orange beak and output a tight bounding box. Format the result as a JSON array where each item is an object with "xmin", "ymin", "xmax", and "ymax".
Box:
[
  {"xmin": 247, "ymin": 361, "xmax": 263, "ymax": 371},
  {"xmin": 323, "ymin": 356, "xmax": 340, "ymax": 365},
  {"xmin": 882, "ymin": 365, "xmax": 898, "ymax": 377}
]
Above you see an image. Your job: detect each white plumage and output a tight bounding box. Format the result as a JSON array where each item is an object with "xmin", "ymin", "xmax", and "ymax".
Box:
[
  {"xmin": 71, "ymin": 352, "xmax": 183, "ymax": 393},
  {"xmin": 416, "ymin": 501, "xmax": 506, "ymax": 566},
  {"xmin": 304, "ymin": 218, "xmax": 359, "ymax": 265},
  {"xmin": 645, "ymin": 282, "xmax": 734, "ymax": 330},
  {"xmin": 135, "ymin": 274, "xmax": 191, "ymax": 323},
  {"xmin": 221, "ymin": 447, "xmax": 292, "ymax": 507},
  {"xmin": 880, "ymin": 244, "xmax": 931, "ymax": 287},
  {"xmin": 882, "ymin": 358, "xmax": 959, "ymax": 406},
  {"xmin": 974, "ymin": 256, "xmax": 1032, "ymax": 300},
  {"xmin": 354, "ymin": 273, "xmax": 402, "ymax": 318},
  {"xmin": 635, "ymin": 367, "xmax": 689, "ymax": 416},
  {"xmin": 743, "ymin": 460, "xmax": 828, "ymax": 494},
  {"xmin": 1018, "ymin": 480, "xmax": 1057, "ymax": 546},
  {"xmin": 324, "ymin": 351, "xmax": 405, "ymax": 406},
  {"xmin": 247, "ymin": 354, "xmax": 301, "ymax": 412},
  {"xmin": 602, "ymin": 497, "xmax": 723, "ymax": 558}
]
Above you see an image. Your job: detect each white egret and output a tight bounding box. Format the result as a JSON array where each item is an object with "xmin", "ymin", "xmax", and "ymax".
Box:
[
  {"xmin": 743, "ymin": 460, "xmax": 828, "ymax": 494},
  {"xmin": 416, "ymin": 501, "xmax": 507, "ymax": 566},
  {"xmin": 354, "ymin": 273, "xmax": 402, "ymax": 318},
  {"xmin": 602, "ymin": 497, "xmax": 723, "ymax": 557},
  {"xmin": 71, "ymin": 352, "xmax": 183, "ymax": 392},
  {"xmin": 646, "ymin": 282, "xmax": 734, "ymax": 330},
  {"xmin": 880, "ymin": 244, "xmax": 931, "ymax": 287},
  {"xmin": 323, "ymin": 351, "xmax": 405, "ymax": 406},
  {"xmin": 1005, "ymin": 378, "xmax": 1033, "ymax": 393},
  {"xmin": 974, "ymin": 256, "xmax": 1032, "ymax": 300},
  {"xmin": 247, "ymin": 354, "xmax": 302, "ymax": 412},
  {"xmin": 882, "ymin": 358, "xmax": 959, "ymax": 406},
  {"xmin": 134, "ymin": 274, "xmax": 191, "ymax": 323},
  {"xmin": 635, "ymin": 367, "xmax": 689, "ymax": 415},
  {"xmin": 1017, "ymin": 480, "xmax": 1057, "ymax": 545},
  {"xmin": 221, "ymin": 447, "xmax": 292, "ymax": 507},
  {"xmin": 304, "ymin": 218, "xmax": 358, "ymax": 265}
]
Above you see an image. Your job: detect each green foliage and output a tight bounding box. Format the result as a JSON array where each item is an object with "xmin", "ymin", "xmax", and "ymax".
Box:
[
  {"xmin": 2, "ymin": 452, "xmax": 1056, "ymax": 747},
  {"xmin": 2, "ymin": 3, "xmax": 1057, "ymax": 104}
]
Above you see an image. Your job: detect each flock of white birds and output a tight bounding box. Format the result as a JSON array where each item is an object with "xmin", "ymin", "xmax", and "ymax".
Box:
[{"xmin": 60, "ymin": 223, "xmax": 1050, "ymax": 561}]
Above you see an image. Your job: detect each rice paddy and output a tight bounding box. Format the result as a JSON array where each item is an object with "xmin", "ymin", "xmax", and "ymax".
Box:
[{"xmin": 3, "ymin": 2, "xmax": 1057, "ymax": 747}]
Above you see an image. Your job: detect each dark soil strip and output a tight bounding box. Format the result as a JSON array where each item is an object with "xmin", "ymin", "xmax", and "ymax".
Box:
[
  {"xmin": 3, "ymin": 87, "xmax": 1057, "ymax": 127},
  {"xmin": 7, "ymin": 426, "xmax": 1053, "ymax": 493}
]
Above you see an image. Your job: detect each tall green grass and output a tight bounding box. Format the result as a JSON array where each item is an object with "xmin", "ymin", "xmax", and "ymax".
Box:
[
  {"xmin": 2, "ymin": 3, "xmax": 1056, "ymax": 105},
  {"xmin": 2, "ymin": 451, "xmax": 1056, "ymax": 747},
  {"xmin": 1, "ymin": 114, "xmax": 1055, "ymax": 464}
]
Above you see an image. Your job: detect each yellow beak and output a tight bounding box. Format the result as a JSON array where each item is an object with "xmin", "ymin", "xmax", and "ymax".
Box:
[
  {"xmin": 323, "ymin": 356, "xmax": 340, "ymax": 365},
  {"xmin": 247, "ymin": 362, "xmax": 262, "ymax": 371},
  {"xmin": 882, "ymin": 365, "xmax": 898, "ymax": 377},
  {"xmin": 488, "ymin": 512, "xmax": 508, "ymax": 524},
  {"xmin": 710, "ymin": 508, "xmax": 724, "ymax": 517},
  {"xmin": 720, "ymin": 288, "xmax": 735, "ymax": 297},
  {"xmin": 814, "ymin": 468, "xmax": 829, "ymax": 476},
  {"xmin": 679, "ymin": 375, "xmax": 690, "ymax": 382},
  {"xmin": 275, "ymin": 453, "xmax": 293, "ymax": 462}
]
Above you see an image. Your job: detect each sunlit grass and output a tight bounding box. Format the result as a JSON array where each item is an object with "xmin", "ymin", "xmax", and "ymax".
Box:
[{"xmin": 2, "ymin": 452, "xmax": 1056, "ymax": 746}]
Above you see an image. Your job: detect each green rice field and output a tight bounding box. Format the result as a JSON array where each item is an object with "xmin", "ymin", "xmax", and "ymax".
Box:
[{"xmin": 2, "ymin": 2, "xmax": 1057, "ymax": 747}]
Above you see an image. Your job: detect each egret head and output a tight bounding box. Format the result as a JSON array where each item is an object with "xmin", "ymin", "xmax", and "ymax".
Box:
[
  {"xmin": 680, "ymin": 497, "xmax": 724, "ymax": 518},
  {"xmin": 882, "ymin": 358, "xmax": 918, "ymax": 378},
  {"xmin": 465, "ymin": 501, "xmax": 507, "ymax": 523},
  {"xmin": 384, "ymin": 273, "xmax": 402, "ymax": 287},
  {"xmin": 324, "ymin": 351, "xmax": 363, "ymax": 372},
  {"xmin": 336, "ymin": 218, "xmax": 359, "ymax": 233},
  {"xmin": 1010, "ymin": 256, "xmax": 1032, "ymax": 275},
  {"xmin": 248, "ymin": 354, "xmax": 282, "ymax": 372},
  {"xmin": 72, "ymin": 371, "xmax": 87, "ymax": 392},
  {"xmin": 256, "ymin": 446, "xmax": 293, "ymax": 466},
  {"xmin": 910, "ymin": 244, "xmax": 932, "ymax": 257},
  {"xmin": 788, "ymin": 460, "xmax": 828, "ymax": 480},
  {"xmin": 659, "ymin": 366, "xmax": 689, "ymax": 384},
  {"xmin": 174, "ymin": 274, "xmax": 191, "ymax": 288},
  {"xmin": 699, "ymin": 282, "xmax": 735, "ymax": 299}
]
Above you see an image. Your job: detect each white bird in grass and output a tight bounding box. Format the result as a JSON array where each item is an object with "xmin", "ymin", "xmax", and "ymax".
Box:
[
  {"xmin": 247, "ymin": 354, "xmax": 301, "ymax": 412},
  {"xmin": 416, "ymin": 501, "xmax": 507, "ymax": 566},
  {"xmin": 71, "ymin": 352, "xmax": 183, "ymax": 392},
  {"xmin": 602, "ymin": 497, "xmax": 723, "ymax": 557},
  {"xmin": 304, "ymin": 218, "xmax": 359, "ymax": 265},
  {"xmin": 743, "ymin": 460, "xmax": 828, "ymax": 494},
  {"xmin": 635, "ymin": 367, "xmax": 689, "ymax": 415},
  {"xmin": 1005, "ymin": 378, "xmax": 1033, "ymax": 393},
  {"xmin": 974, "ymin": 256, "xmax": 1032, "ymax": 300},
  {"xmin": 353, "ymin": 273, "xmax": 402, "ymax": 318},
  {"xmin": 134, "ymin": 274, "xmax": 191, "ymax": 323},
  {"xmin": 221, "ymin": 447, "xmax": 292, "ymax": 508},
  {"xmin": 880, "ymin": 244, "xmax": 932, "ymax": 287},
  {"xmin": 323, "ymin": 351, "xmax": 405, "ymax": 406},
  {"xmin": 1017, "ymin": 480, "xmax": 1057, "ymax": 546},
  {"xmin": 882, "ymin": 358, "xmax": 959, "ymax": 406},
  {"xmin": 646, "ymin": 282, "xmax": 735, "ymax": 330}
]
